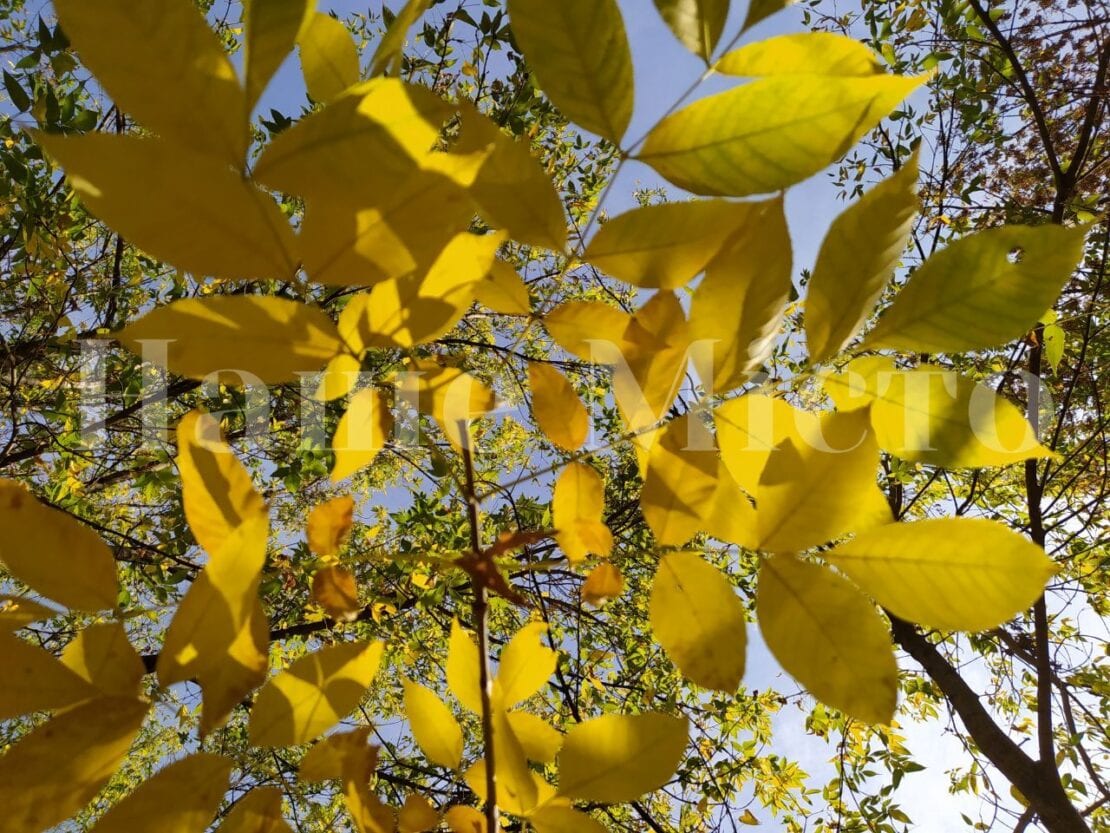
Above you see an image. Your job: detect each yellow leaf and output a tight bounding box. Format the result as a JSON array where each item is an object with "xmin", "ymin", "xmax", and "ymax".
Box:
[
  {"xmin": 758, "ymin": 554, "xmax": 898, "ymax": 724},
  {"xmin": 176, "ymin": 410, "xmax": 268, "ymax": 556},
  {"xmin": 739, "ymin": 808, "xmax": 761, "ymax": 825},
  {"xmin": 544, "ymin": 301, "xmax": 630, "ymax": 362},
  {"xmin": 217, "ymin": 787, "xmax": 294, "ymax": 833},
  {"xmin": 652, "ymin": 0, "xmax": 729, "ymax": 63},
  {"xmin": 35, "ymin": 133, "xmax": 296, "ymax": 280},
  {"xmin": 581, "ymin": 563, "xmax": 624, "ymax": 607},
  {"xmin": 650, "ymin": 552, "xmax": 747, "ymax": 691},
  {"xmin": 498, "ymin": 622, "xmax": 557, "ymax": 707},
  {"xmin": 398, "ymin": 794, "xmax": 440, "ymax": 833},
  {"xmin": 410, "ymin": 360, "xmax": 497, "ymax": 451},
  {"xmin": 0, "ymin": 478, "xmax": 119, "ymax": 612},
  {"xmin": 868, "ymin": 367, "xmax": 1053, "ymax": 467},
  {"xmin": 820, "ymin": 356, "xmax": 897, "ymax": 412},
  {"xmin": 250, "ymin": 641, "xmax": 384, "ymax": 747},
  {"xmin": 529, "ymin": 363, "xmax": 589, "ymax": 451},
  {"xmin": 454, "ymin": 102, "xmax": 568, "ymax": 250},
  {"xmin": 0, "ymin": 632, "xmax": 99, "ymax": 719},
  {"xmin": 370, "ymin": 0, "xmax": 432, "ymax": 76},
  {"xmin": 714, "ymin": 395, "xmax": 817, "ymax": 495},
  {"xmin": 158, "ymin": 515, "xmax": 271, "ymax": 735},
  {"xmin": 465, "ymin": 710, "xmax": 541, "ymax": 814},
  {"xmin": 702, "ymin": 461, "xmax": 759, "ymax": 549},
  {"xmin": 245, "ymin": 0, "xmax": 312, "ymax": 113},
  {"xmin": 0, "ymin": 696, "xmax": 148, "ymax": 833},
  {"xmin": 556, "ymin": 712, "xmax": 688, "ymax": 802},
  {"xmin": 307, "ymin": 496, "xmax": 356, "ymax": 557},
  {"xmin": 60, "ymin": 622, "xmax": 145, "ymax": 698},
  {"xmin": 553, "ymin": 462, "xmax": 613, "ymax": 563},
  {"xmin": 755, "ymin": 408, "xmax": 892, "ymax": 551},
  {"xmin": 316, "ymin": 353, "xmax": 364, "ymax": 402},
  {"xmin": 716, "ymin": 32, "xmax": 883, "ymax": 77},
  {"xmin": 299, "ymin": 12, "xmax": 360, "ymax": 103},
  {"xmin": 506, "ymin": 0, "xmax": 634, "ymax": 143},
  {"xmin": 688, "ymin": 197, "xmax": 792, "ymax": 392},
  {"xmin": 445, "ymin": 806, "xmax": 487, "ymax": 833},
  {"xmin": 298, "ymin": 726, "xmax": 377, "ymax": 783},
  {"xmin": 53, "ymin": 0, "xmax": 247, "ymax": 163},
  {"xmin": 805, "ymin": 153, "xmax": 919, "ymax": 363},
  {"xmin": 403, "ymin": 680, "xmax": 464, "ymax": 769},
  {"xmin": 586, "ymin": 199, "xmax": 759, "ymax": 290},
  {"xmin": 826, "ymin": 518, "xmax": 1056, "ymax": 631},
  {"xmin": 89, "ymin": 753, "xmax": 232, "ymax": 833},
  {"xmin": 866, "ymin": 224, "xmax": 1090, "ymax": 353},
  {"xmin": 474, "ymin": 260, "xmax": 531, "ymax": 315},
  {"xmin": 331, "ymin": 388, "xmax": 394, "ymax": 482},
  {"xmin": 639, "ymin": 73, "xmax": 926, "ymax": 196},
  {"xmin": 742, "ymin": 0, "xmax": 794, "ymax": 30},
  {"xmin": 505, "ymin": 711, "xmax": 563, "ymax": 762},
  {"xmin": 0, "ymin": 595, "xmax": 56, "ymax": 632},
  {"xmin": 312, "ymin": 566, "xmax": 361, "ymax": 622},
  {"xmin": 118, "ymin": 297, "xmax": 342, "ymax": 384},
  {"xmin": 531, "ymin": 806, "xmax": 608, "ymax": 833},
  {"xmin": 447, "ymin": 619, "xmax": 483, "ymax": 713}
]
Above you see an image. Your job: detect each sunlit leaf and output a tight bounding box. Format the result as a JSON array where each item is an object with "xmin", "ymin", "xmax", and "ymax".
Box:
[
  {"xmin": 652, "ymin": 0, "xmax": 729, "ymax": 63},
  {"xmin": 497, "ymin": 622, "xmax": 557, "ymax": 707},
  {"xmin": 506, "ymin": 0, "xmax": 634, "ymax": 143},
  {"xmin": 505, "ymin": 711, "xmax": 563, "ymax": 763},
  {"xmin": 89, "ymin": 753, "xmax": 232, "ymax": 833},
  {"xmin": 410, "ymin": 360, "xmax": 497, "ymax": 451},
  {"xmin": 403, "ymin": 680, "xmax": 464, "ymax": 769},
  {"xmin": 307, "ymin": 496, "xmax": 356, "ymax": 557},
  {"xmin": 35, "ymin": 133, "xmax": 296, "ymax": 280},
  {"xmin": 0, "ymin": 595, "xmax": 56, "ymax": 632},
  {"xmin": 757, "ymin": 554, "xmax": 898, "ymax": 724},
  {"xmin": 865, "ymin": 224, "xmax": 1090, "ymax": 353},
  {"xmin": 216, "ymin": 787, "xmax": 294, "ymax": 833},
  {"xmin": 245, "ymin": 0, "xmax": 312, "ymax": 113},
  {"xmin": 445, "ymin": 806, "xmax": 487, "ymax": 833},
  {"xmin": 299, "ymin": 12, "xmax": 360, "ymax": 103},
  {"xmin": 0, "ymin": 478, "xmax": 119, "ymax": 612},
  {"xmin": 60, "ymin": 622, "xmax": 145, "ymax": 698},
  {"xmin": 398, "ymin": 793, "xmax": 440, "ymax": 833},
  {"xmin": 370, "ymin": 0, "xmax": 432, "ymax": 77},
  {"xmin": 714, "ymin": 395, "xmax": 819, "ymax": 496},
  {"xmin": 0, "ymin": 632, "xmax": 99, "ymax": 719},
  {"xmin": 447, "ymin": 619, "xmax": 483, "ymax": 714},
  {"xmin": 639, "ymin": 73, "xmax": 926, "ymax": 196},
  {"xmin": 805, "ymin": 153, "xmax": 919, "ymax": 363},
  {"xmin": 651, "ymin": 552, "xmax": 747, "ymax": 691},
  {"xmin": 298, "ymin": 727, "xmax": 377, "ymax": 783},
  {"xmin": 826, "ymin": 518, "xmax": 1056, "ymax": 631},
  {"xmin": 820, "ymin": 355, "xmax": 897, "ymax": 412},
  {"xmin": 640, "ymin": 414, "xmax": 723, "ymax": 546},
  {"xmin": 312, "ymin": 566, "xmax": 361, "ymax": 622},
  {"xmin": 54, "ymin": 0, "xmax": 247, "ymax": 162},
  {"xmin": 531, "ymin": 806, "xmax": 608, "ymax": 833},
  {"xmin": 249, "ymin": 641, "xmax": 384, "ymax": 747},
  {"xmin": 529, "ymin": 363, "xmax": 590, "ymax": 452},
  {"xmin": 556, "ymin": 712, "xmax": 688, "ymax": 802},
  {"xmin": 741, "ymin": 0, "xmax": 794, "ymax": 30},
  {"xmin": 716, "ymin": 32, "xmax": 883, "ymax": 77},
  {"xmin": 553, "ymin": 462, "xmax": 613, "ymax": 563},
  {"xmin": 474, "ymin": 260, "xmax": 531, "ymax": 316},
  {"xmin": 581, "ymin": 563, "xmax": 624, "ymax": 607},
  {"xmin": 331, "ymin": 388, "xmax": 394, "ymax": 482}
]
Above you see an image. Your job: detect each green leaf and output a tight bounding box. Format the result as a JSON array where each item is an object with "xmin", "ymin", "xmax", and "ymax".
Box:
[
  {"xmin": 716, "ymin": 32, "xmax": 883, "ymax": 77},
  {"xmin": 867, "ymin": 367, "xmax": 1053, "ymax": 467},
  {"xmin": 556, "ymin": 712, "xmax": 688, "ymax": 802},
  {"xmin": 506, "ymin": 0, "xmax": 635, "ymax": 144},
  {"xmin": 638, "ymin": 73, "xmax": 926, "ymax": 196},
  {"xmin": 756, "ymin": 407, "xmax": 892, "ymax": 552},
  {"xmin": 584, "ymin": 199, "xmax": 757, "ymax": 289},
  {"xmin": 865, "ymin": 224, "xmax": 1090, "ymax": 353},
  {"xmin": 245, "ymin": 0, "xmax": 312, "ymax": 113},
  {"xmin": 757, "ymin": 554, "xmax": 897, "ymax": 724},
  {"xmin": 652, "ymin": 0, "xmax": 729, "ymax": 63},
  {"xmin": 1043, "ymin": 321, "xmax": 1065, "ymax": 371},
  {"xmin": 3, "ymin": 71, "xmax": 30, "ymax": 112},
  {"xmin": 826, "ymin": 518, "xmax": 1056, "ymax": 631},
  {"xmin": 299, "ymin": 12, "xmax": 360, "ymax": 103},
  {"xmin": 35, "ymin": 133, "xmax": 297, "ymax": 281},
  {"xmin": 404, "ymin": 680, "xmax": 465, "ymax": 769},
  {"xmin": 117, "ymin": 297, "xmax": 343, "ymax": 385},
  {"xmin": 805, "ymin": 152, "xmax": 920, "ymax": 363},
  {"xmin": 741, "ymin": 0, "xmax": 794, "ymax": 31},
  {"xmin": 370, "ymin": 0, "xmax": 432, "ymax": 77},
  {"xmin": 54, "ymin": 0, "xmax": 247, "ymax": 163},
  {"xmin": 650, "ymin": 552, "xmax": 747, "ymax": 691}
]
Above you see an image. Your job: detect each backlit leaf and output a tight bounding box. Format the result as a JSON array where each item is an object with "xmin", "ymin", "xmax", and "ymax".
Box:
[
  {"xmin": 532, "ymin": 806, "xmax": 608, "ymax": 833},
  {"xmin": 89, "ymin": 753, "xmax": 232, "ymax": 833},
  {"xmin": 640, "ymin": 414, "xmax": 721, "ymax": 546},
  {"xmin": 299, "ymin": 12, "xmax": 360, "ymax": 103},
  {"xmin": 716, "ymin": 32, "xmax": 883, "ymax": 77},
  {"xmin": 805, "ymin": 153, "xmax": 919, "ymax": 363},
  {"xmin": 651, "ymin": 552, "xmax": 747, "ymax": 691},
  {"xmin": 410, "ymin": 360, "xmax": 497, "ymax": 451},
  {"xmin": 0, "ymin": 632, "xmax": 99, "ymax": 719},
  {"xmin": 505, "ymin": 711, "xmax": 563, "ymax": 762},
  {"xmin": 506, "ymin": 0, "xmax": 634, "ymax": 143},
  {"xmin": 0, "ymin": 696, "xmax": 148, "ymax": 833},
  {"xmin": 370, "ymin": 0, "xmax": 432, "ymax": 77},
  {"xmin": 498, "ymin": 622, "xmax": 557, "ymax": 707},
  {"xmin": 556, "ymin": 712, "xmax": 688, "ymax": 802},
  {"xmin": 307, "ymin": 496, "xmax": 356, "ymax": 557},
  {"xmin": 742, "ymin": 0, "xmax": 794, "ymax": 30},
  {"xmin": 826, "ymin": 518, "xmax": 1056, "ymax": 631},
  {"xmin": 757, "ymin": 554, "xmax": 898, "ymax": 724},
  {"xmin": 714, "ymin": 394, "xmax": 819, "ymax": 495},
  {"xmin": 529, "ymin": 363, "xmax": 589, "ymax": 451},
  {"xmin": 447, "ymin": 619, "xmax": 483, "ymax": 714},
  {"xmin": 445, "ymin": 806, "xmax": 487, "ymax": 833},
  {"xmin": 245, "ymin": 0, "xmax": 312, "ymax": 113},
  {"xmin": 249, "ymin": 641, "xmax": 384, "ymax": 747},
  {"xmin": 0, "ymin": 595, "xmax": 55, "ymax": 632},
  {"xmin": 584, "ymin": 199, "xmax": 756, "ymax": 289},
  {"xmin": 0, "ymin": 478, "xmax": 119, "ymax": 612},
  {"xmin": 54, "ymin": 0, "xmax": 247, "ymax": 162},
  {"xmin": 331, "ymin": 388, "xmax": 394, "ymax": 482},
  {"xmin": 60, "ymin": 622, "xmax": 144, "ymax": 698},
  {"xmin": 553, "ymin": 462, "xmax": 613, "ymax": 563},
  {"xmin": 474, "ymin": 261, "xmax": 531, "ymax": 316},
  {"xmin": 217, "ymin": 787, "xmax": 294, "ymax": 833},
  {"xmin": 582, "ymin": 563, "xmax": 624, "ymax": 607},
  {"xmin": 865, "ymin": 224, "xmax": 1089, "ymax": 353},
  {"xmin": 312, "ymin": 566, "xmax": 361, "ymax": 622},
  {"xmin": 118, "ymin": 297, "xmax": 343, "ymax": 385},
  {"xmin": 398, "ymin": 794, "xmax": 440, "ymax": 833},
  {"xmin": 298, "ymin": 727, "xmax": 377, "ymax": 783},
  {"xmin": 403, "ymin": 680, "xmax": 464, "ymax": 769},
  {"xmin": 653, "ymin": 0, "xmax": 729, "ymax": 63},
  {"xmin": 36, "ymin": 133, "xmax": 296, "ymax": 280},
  {"xmin": 820, "ymin": 355, "xmax": 897, "ymax": 412},
  {"xmin": 639, "ymin": 73, "xmax": 926, "ymax": 196}
]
